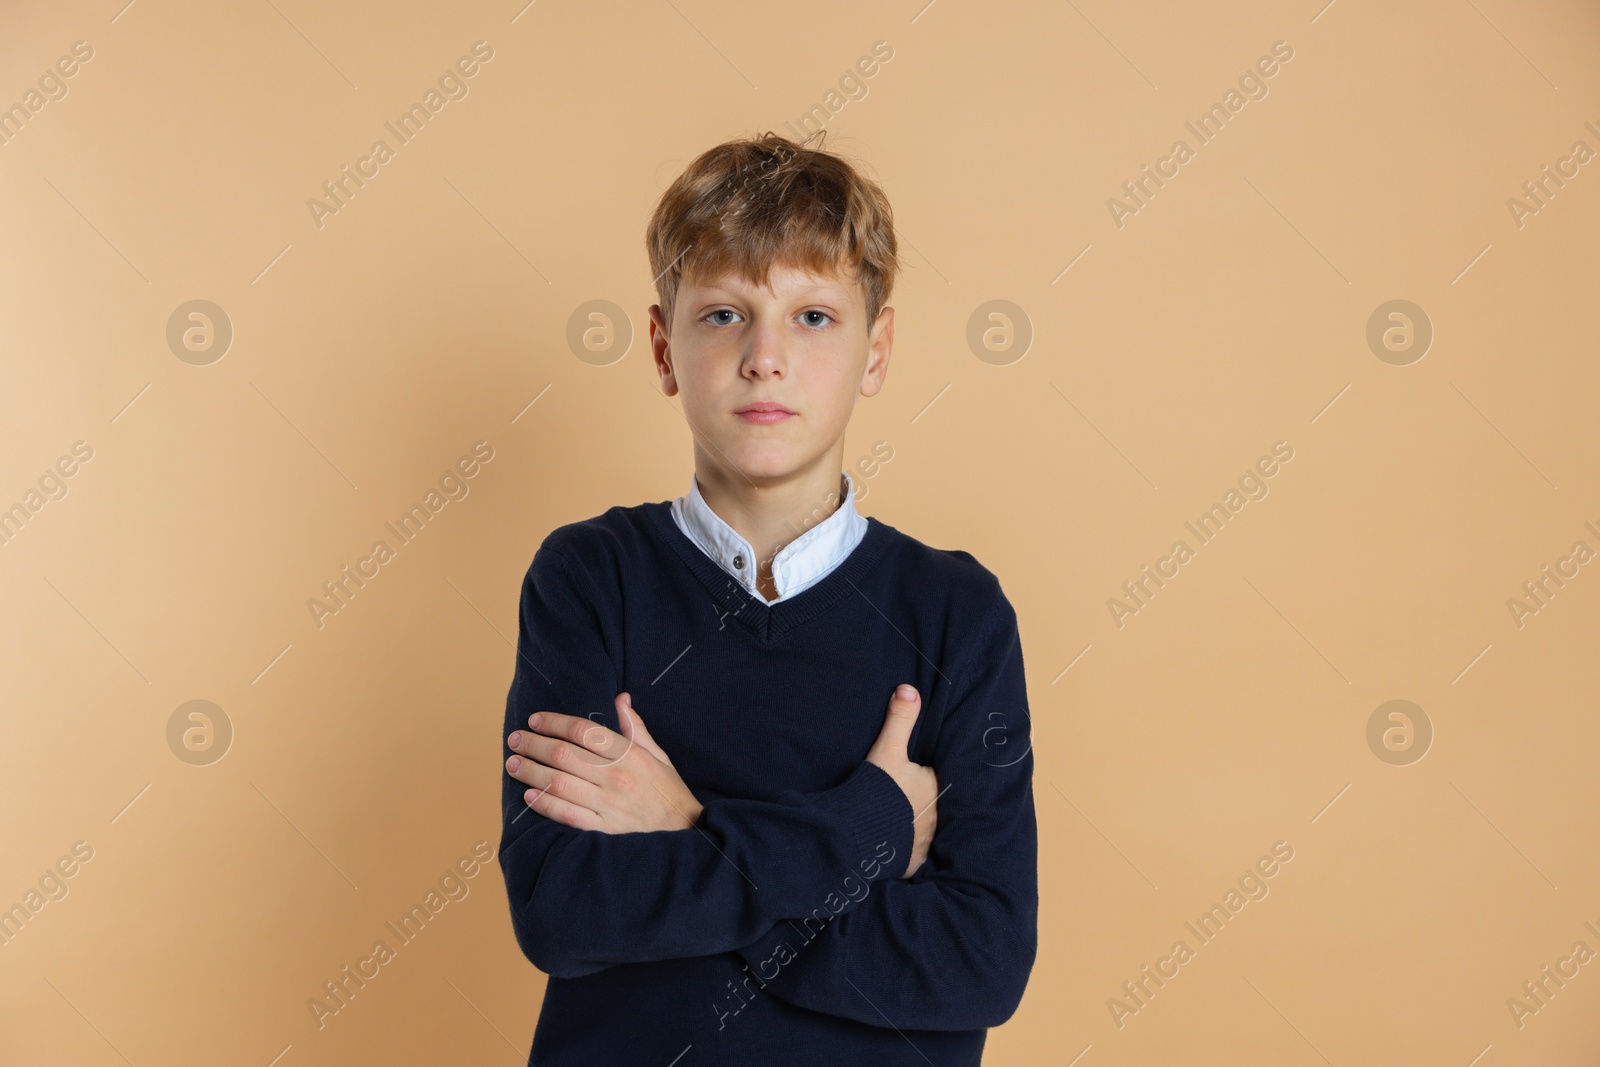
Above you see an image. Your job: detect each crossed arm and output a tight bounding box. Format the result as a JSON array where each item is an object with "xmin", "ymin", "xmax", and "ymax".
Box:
[
  {"xmin": 497, "ymin": 543, "xmax": 1038, "ymax": 1031},
  {"xmin": 506, "ymin": 686, "xmax": 931, "ymax": 868}
]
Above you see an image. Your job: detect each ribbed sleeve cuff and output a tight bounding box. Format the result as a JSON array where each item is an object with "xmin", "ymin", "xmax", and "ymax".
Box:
[{"xmin": 809, "ymin": 760, "xmax": 915, "ymax": 882}]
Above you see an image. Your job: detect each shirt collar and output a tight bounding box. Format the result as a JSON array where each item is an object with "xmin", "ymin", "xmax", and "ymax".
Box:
[{"xmin": 670, "ymin": 470, "xmax": 867, "ymax": 605}]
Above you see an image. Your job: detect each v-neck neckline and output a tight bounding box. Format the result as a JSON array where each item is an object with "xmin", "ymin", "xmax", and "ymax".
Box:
[{"xmin": 643, "ymin": 500, "xmax": 894, "ymax": 643}]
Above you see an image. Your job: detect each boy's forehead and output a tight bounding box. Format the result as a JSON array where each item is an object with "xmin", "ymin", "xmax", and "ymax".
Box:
[{"xmin": 684, "ymin": 262, "xmax": 862, "ymax": 302}]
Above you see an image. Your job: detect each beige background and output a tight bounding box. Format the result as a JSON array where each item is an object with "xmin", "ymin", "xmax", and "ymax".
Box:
[{"xmin": 3, "ymin": 0, "xmax": 1598, "ymax": 1063}]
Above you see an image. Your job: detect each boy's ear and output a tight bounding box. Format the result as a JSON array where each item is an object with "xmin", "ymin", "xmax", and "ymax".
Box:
[
  {"xmin": 860, "ymin": 305, "xmax": 894, "ymax": 398},
  {"xmin": 875, "ymin": 303, "xmax": 894, "ymax": 340},
  {"xmin": 649, "ymin": 304, "xmax": 679, "ymax": 397}
]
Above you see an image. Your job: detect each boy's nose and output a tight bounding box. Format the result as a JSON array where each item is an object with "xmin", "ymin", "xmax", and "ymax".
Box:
[{"xmin": 741, "ymin": 330, "xmax": 788, "ymax": 375}]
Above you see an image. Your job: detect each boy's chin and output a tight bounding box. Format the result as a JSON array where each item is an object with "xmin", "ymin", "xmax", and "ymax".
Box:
[{"xmin": 718, "ymin": 448, "xmax": 812, "ymax": 485}]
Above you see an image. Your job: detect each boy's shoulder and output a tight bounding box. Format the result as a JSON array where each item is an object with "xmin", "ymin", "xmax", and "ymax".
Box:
[
  {"xmin": 534, "ymin": 502, "xmax": 648, "ymax": 563},
  {"xmin": 876, "ymin": 515, "xmax": 1005, "ymax": 600}
]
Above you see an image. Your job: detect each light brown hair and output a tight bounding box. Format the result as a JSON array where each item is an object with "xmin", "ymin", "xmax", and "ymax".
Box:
[{"xmin": 644, "ymin": 130, "xmax": 900, "ymax": 335}]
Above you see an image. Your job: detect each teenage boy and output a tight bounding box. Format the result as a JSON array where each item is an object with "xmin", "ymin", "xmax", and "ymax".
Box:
[{"xmin": 497, "ymin": 131, "xmax": 1037, "ymax": 1066}]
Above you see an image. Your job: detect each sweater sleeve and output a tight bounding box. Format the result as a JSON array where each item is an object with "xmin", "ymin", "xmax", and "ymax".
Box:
[
  {"xmin": 730, "ymin": 585, "xmax": 1039, "ymax": 1031},
  {"xmin": 497, "ymin": 543, "xmax": 916, "ymax": 980}
]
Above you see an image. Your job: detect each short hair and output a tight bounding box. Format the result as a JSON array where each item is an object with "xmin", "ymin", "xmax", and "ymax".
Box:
[{"xmin": 644, "ymin": 130, "xmax": 900, "ymax": 335}]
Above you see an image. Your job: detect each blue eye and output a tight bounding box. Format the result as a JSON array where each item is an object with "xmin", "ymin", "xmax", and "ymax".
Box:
[{"xmin": 702, "ymin": 308, "xmax": 833, "ymax": 328}]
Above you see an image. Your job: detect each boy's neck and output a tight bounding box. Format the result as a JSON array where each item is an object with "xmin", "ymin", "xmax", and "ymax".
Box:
[{"xmin": 692, "ymin": 450, "xmax": 849, "ymax": 598}]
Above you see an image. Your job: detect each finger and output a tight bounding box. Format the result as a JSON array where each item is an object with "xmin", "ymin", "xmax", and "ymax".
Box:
[
  {"xmin": 526, "ymin": 710, "xmax": 628, "ymax": 767},
  {"xmin": 616, "ymin": 694, "xmax": 673, "ymax": 766},
  {"xmin": 522, "ymin": 783, "xmax": 603, "ymax": 831},
  {"xmin": 872, "ymin": 684, "xmax": 922, "ymax": 756},
  {"xmin": 506, "ymin": 752, "xmax": 606, "ymax": 812},
  {"xmin": 510, "ymin": 729, "xmax": 616, "ymax": 787}
]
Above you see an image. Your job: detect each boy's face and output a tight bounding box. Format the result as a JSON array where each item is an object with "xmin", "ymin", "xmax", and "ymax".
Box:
[{"xmin": 649, "ymin": 261, "xmax": 893, "ymax": 487}]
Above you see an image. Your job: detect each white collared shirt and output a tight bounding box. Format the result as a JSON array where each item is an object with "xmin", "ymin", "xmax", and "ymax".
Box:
[{"xmin": 670, "ymin": 470, "xmax": 868, "ymax": 605}]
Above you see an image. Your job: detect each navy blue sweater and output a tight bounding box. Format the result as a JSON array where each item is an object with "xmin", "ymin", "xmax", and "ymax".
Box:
[{"xmin": 497, "ymin": 500, "xmax": 1037, "ymax": 1065}]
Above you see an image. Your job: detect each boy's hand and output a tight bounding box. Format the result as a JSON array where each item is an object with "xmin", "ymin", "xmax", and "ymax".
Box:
[
  {"xmin": 507, "ymin": 693, "xmax": 704, "ymax": 833},
  {"xmin": 865, "ymin": 684, "xmax": 939, "ymax": 879}
]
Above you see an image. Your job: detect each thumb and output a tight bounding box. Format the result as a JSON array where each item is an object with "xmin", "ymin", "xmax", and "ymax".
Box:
[
  {"xmin": 871, "ymin": 684, "xmax": 921, "ymax": 759},
  {"xmin": 616, "ymin": 693, "xmax": 674, "ymax": 766}
]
